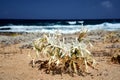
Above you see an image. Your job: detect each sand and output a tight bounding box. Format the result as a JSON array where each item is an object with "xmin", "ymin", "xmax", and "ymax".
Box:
[{"xmin": 0, "ymin": 31, "xmax": 120, "ymax": 80}]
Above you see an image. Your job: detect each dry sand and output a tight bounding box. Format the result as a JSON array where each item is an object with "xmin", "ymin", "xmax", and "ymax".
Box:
[{"xmin": 0, "ymin": 31, "xmax": 120, "ymax": 80}]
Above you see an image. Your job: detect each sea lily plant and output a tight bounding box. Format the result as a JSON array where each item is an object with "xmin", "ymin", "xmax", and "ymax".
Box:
[{"xmin": 30, "ymin": 28, "xmax": 96, "ymax": 75}]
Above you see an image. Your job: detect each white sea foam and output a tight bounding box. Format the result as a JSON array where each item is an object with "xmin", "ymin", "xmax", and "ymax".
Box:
[
  {"xmin": 0, "ymin": 22, "xmax": 120, "ymax": 34},
  {"xmin": 67, "ymin": 21, "xmax": 77, "ymax": 25}
]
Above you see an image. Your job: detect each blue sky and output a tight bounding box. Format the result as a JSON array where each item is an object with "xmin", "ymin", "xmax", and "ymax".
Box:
[{"xmin": 0, "ymin": 0, "xmax": 120, "ymax": 19}]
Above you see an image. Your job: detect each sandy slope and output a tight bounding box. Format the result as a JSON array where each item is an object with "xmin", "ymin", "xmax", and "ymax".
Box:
[{"xmin": 0, "ymin": 31, "xmax": 120, "ymax": 80}]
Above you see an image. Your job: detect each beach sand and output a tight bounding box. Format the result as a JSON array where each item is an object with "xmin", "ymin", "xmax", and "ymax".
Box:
[{"xmin": 0, "ymin": 30, "xmax": 120, "ymax": 80}]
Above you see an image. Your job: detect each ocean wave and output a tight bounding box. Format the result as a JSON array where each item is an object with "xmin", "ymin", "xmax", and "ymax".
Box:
[{"xmin": 0, "ymin": 22, "xmax": 120, "ymax": 34}]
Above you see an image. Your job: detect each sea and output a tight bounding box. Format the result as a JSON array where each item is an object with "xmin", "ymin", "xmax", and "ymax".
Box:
[{"xmin": 0, "ymin": 19, "xmax": 120, "ymax": 34}]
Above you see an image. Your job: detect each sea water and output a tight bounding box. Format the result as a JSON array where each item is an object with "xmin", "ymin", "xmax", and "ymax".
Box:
[{"xmin": 0, "ymin": 20, "xmax": 120, "ymax": 34}]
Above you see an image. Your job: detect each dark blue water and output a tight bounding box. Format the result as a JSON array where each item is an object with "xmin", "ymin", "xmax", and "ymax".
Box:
[{"xmin": 0, "ymin": 19, "xmax": 120, "ymax": 33}]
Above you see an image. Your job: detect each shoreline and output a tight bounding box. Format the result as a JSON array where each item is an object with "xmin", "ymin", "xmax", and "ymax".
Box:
[{"xmin": 0, "ymin": 30, "xmax": 119, "ymax": 43}]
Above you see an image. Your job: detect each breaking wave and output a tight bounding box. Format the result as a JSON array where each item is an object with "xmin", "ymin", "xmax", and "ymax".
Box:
[{"xmin": 0, "ymin": 22, "xmax": 120, "ymax": 34}]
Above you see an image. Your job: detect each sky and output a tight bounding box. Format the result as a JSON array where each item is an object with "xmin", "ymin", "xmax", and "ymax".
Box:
[{"xmin": 0, "ymin": 0, "xmax": 120, "ymax": 19}]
